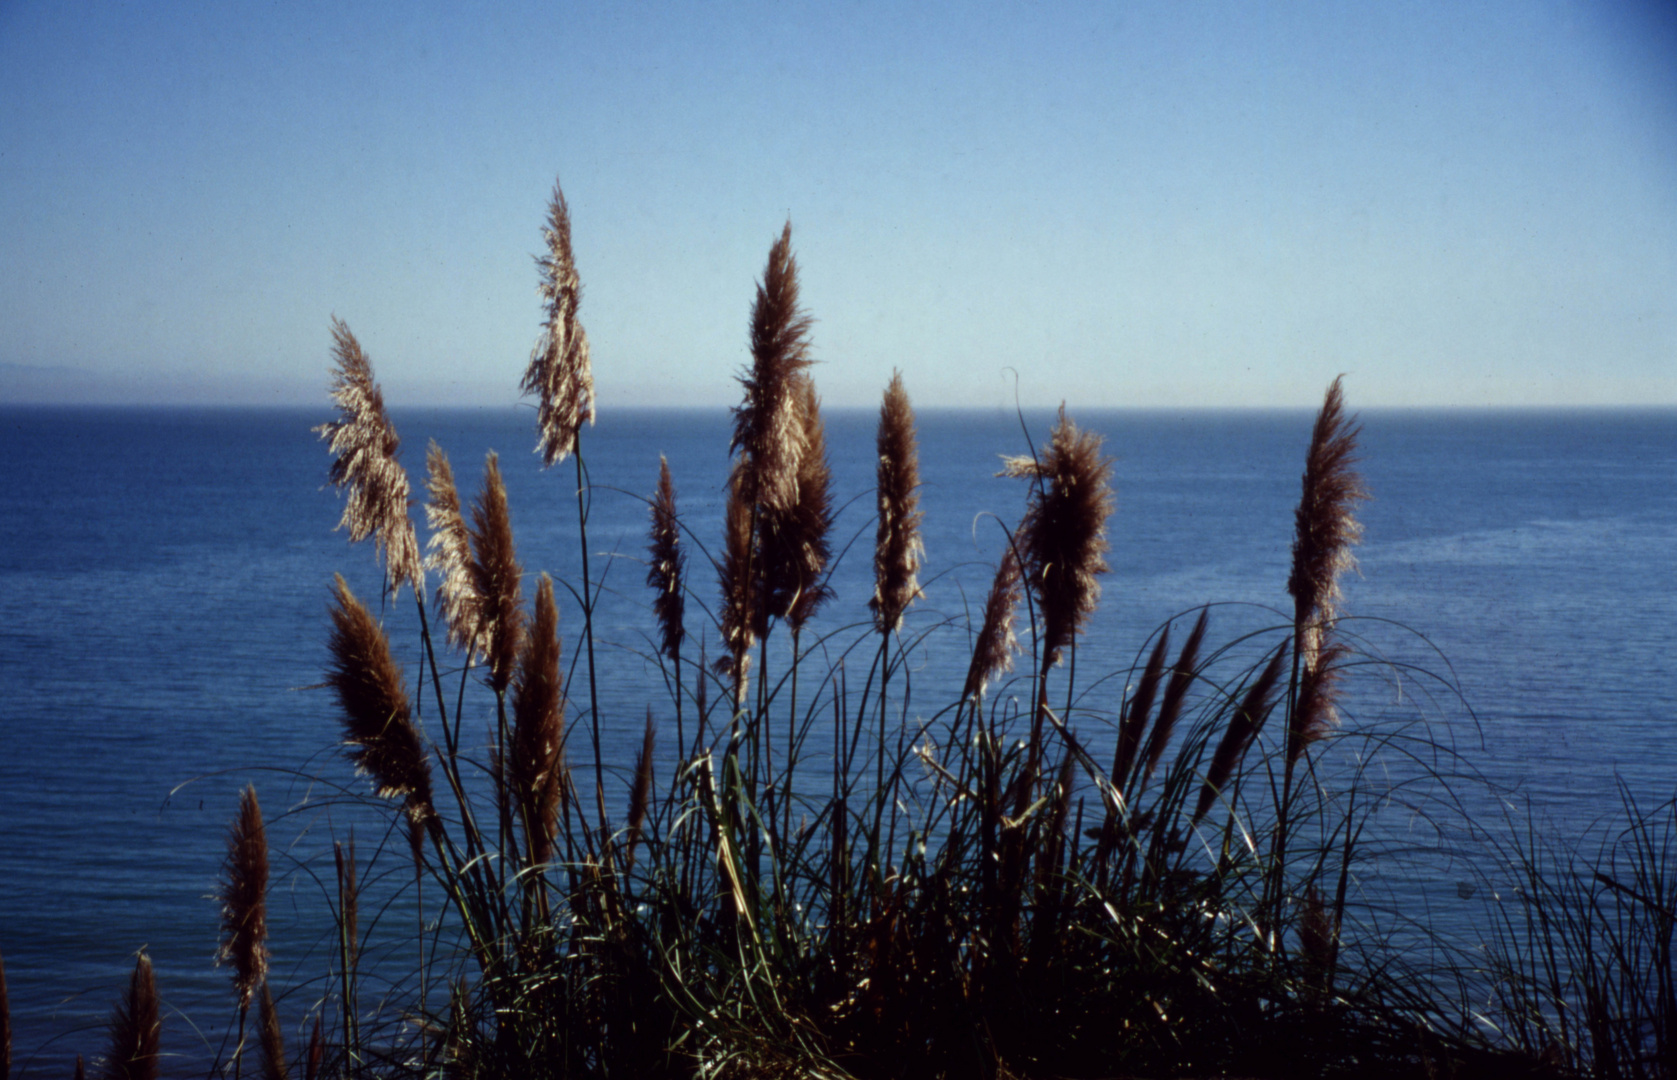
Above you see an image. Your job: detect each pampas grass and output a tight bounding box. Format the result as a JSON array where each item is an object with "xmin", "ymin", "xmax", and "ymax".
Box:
[
  {"xmin": 734, "ymin": 222, "xmax": 814, "ymax": 517},
  {"xmin": 511, "ymin": 574, "xmax": 566, "ymax": 869},
  {"xmin": 522, "ymin": 178, "xmax": 594, "ymax": 467},
  {"xmin": 218, "ymin": 785, "xmax": 269, "ymax": 1014},
  {"xmin": 962, "ymin": 544, "xmax": 1022, "ymax": 704},
  {"xmin": 101, "ymin": 953, "xmax": 158, "ymax": 1080},
  {"xmin": 468, "ymin": 454, "xmax": 524, "ymax": 697},
  {"xmin": 868, "ymin": 371, "xmax": 923, "ymax": 635},
  {"xmin": 317, "ymin": 317, "xmax": 423, "ymax": 599},
  {"xmin": 424, "ymin": 441, "xmax": 483, "ymax": 659}
]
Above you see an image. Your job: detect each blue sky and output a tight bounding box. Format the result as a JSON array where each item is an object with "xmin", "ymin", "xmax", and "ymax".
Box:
[{"xmin": 1, "ymin": 1, "xmax": 1673, "ymax": 408}]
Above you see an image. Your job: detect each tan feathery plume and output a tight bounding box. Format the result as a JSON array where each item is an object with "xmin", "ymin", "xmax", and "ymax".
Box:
[
  {"xmin": 469, "ymin": 454, "xmax": 525, "ymax": 694},
  {"xmin": 256, "ymin": 983, "xmax": 285, "ymax": 1080},
  {"xmin": 764, "ymin": 375, "xmax": 834, "ymax": 631},
  {"xmin": 511, "ymin": 574, "xmax": 566, "ymax": 867},
  {"xmin": 646, "ymin": 456, "xmax": 686, "ymax": 664},
  {"xmin": 317, "ymin": 317, "xmax": 423, "ymax": 599},
  {"xmin": 326, "ymin": 575, "xmax": 435, "ymax": 826},
  {"xmin": 1287, "ymin": 376, "xmax": 1367, "ymax": 761},
  {"xmin": 869, "ymin": 371, "xmax": 924, "ymax": 634},
  {"xmin": 715, "ymin": 460, "xmax": 756, "ymax": 703},
  {"xmin": 962, "ymin": 544, "xmax": 1022, "ymax": 703},
  {"xmin": 101, "ymin": 952, "xmax": 159, "ymax": 1080},
  {"xmin": 732, "ymin": 221, "xmax": 814, "ymax": 516},
  {"xmin": 1001, "ymin": 406, "xmax": 1115, "ymax": 669},
  {"xmin": 1193, "ymin": 644, "xmax": 1288, "ymax": 826},
  {"xmin": 424, "ymin": 441, "xmax": 484, "ymax": 657},
  {"xmin": 522, "ymin": 178, "xmax": 594, "ymax": 466},
  {"xmin": 218, "ymin": 785, "xmax": 269, "ymax": 1012}
]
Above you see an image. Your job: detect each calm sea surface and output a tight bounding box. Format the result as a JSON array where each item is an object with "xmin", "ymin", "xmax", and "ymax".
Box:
[{"xmin": 1, "ymin": 405, "xmax": 1673, "ymax": 1071}]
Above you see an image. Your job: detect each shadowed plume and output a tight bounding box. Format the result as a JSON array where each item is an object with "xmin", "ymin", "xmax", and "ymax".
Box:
[
  {"xmin": 511, "ymin": 575, "xmax": 566, "ymax": 867},
  {"xmin": 962, "ymin": 544, "xmax": 1022, "ymax": 703},
  {"xmin": 326, "ymin": 575, "xmax": 435, "ymax": 826},
  {"xmin": 626, "ymin": 709, "xmax": 656, "ymax": 861},
  {"xmin": 1001, "ymin": 406, "xmax": 1115, "ymax": 668},
  {"xmin": 715, "ymin": 460, "xmax": 757, "ymax": 703},
  {"xmin": 101, "ymin": 952, "xmax": 159, "ymax": 1080},
  {"xmin": 424, "ymin": 442, "xmax": 484, "ymax": 658},
  {"xmin": 1112, "ymin": 625, "xmax": 1170, "ymax": 790},
  {"xmin": 647, "ymin": 456, "xmax": 686, "ymax": 663},
  {"xmin": 522, "ymin": 178, "xmax": 594, "ymax": 466},
  {"xmin": 1141, "ymin": 608, "xmax": 1208, "ymax": 785},
  {"xmin": 469, "ymin": 454, "xmax": 525, "ymax": 694},
  {"xmin": 869, "ymin": 372, "xmax": 924, "ymax": 634},
  {"xmin": 218, "ymin": 785, "xmax": 269, "ymax": 1012},
  {"xmin": 732, "ymin": 222, "xmax": 814, "ymax": 516},
  {"xmin": 316, "ymin": 317, "xmax": 423, "ymax": 598},
  {"xmin": 1193, "ymin": 644, "xmax": 1289, "ymax": 826}
]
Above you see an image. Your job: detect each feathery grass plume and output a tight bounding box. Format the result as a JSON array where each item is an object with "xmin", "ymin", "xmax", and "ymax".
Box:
[
  {"xmin": 316, "ymin": 317, "xmax": 423, "ymax": 598},
  {"xmin": 74, "ymin": 1055, "xmax": 84, "ymax": 1080},
  {"xmin": 522, "ymin": 178, "xmax": 594, "ymax": 466},
  {"xmin": 511, "ymin": 574, "xmax": 566, "ymax": 867},
  {"xmin": 256, "ymin": 984, "xmax": 285, "ymax": 1080},
  {"xmin": 869, "ymin": 371, "xmax": 924, "ymax": 634},
  {"xmin": 326, "ymin": 575, "xmax": 435, "ymax": 825},
  {"xmin": 219, "ymin": 785, "xmax": 269, "ymax": 1013},
  {"xmin": 764, "ymin": 375, "xmax": 834, "ymax": 629},
  {"xmin": 1141, "ymin": 607, "xmax": 1208, "ymax": 785},
  {"xmin": 1193, "ymin": 643, "xmax": 1288, "ymax": 826},
  {"xmin": 424, "ymin": 441, "xmax": 484, "ymax": 657},
  {"xmin": 715, "ymin": 460, "xmax": 757, "ymax": 703},
  {"xmin": 732, "ymin": 221, "xmax": 814, "ymax": 516},
  {"xmin": 101, "ymin": 951, "xmax": 158, "ymax": 1080},
  {"xmin": 647, "ymin": 455, "xmax": 686, "ymax": 662},
  {"xmin": 1, "ymin": 948, "xmax": 9, "ymax": 1080},
  {"xmin": 1000, "ymin": 405, "xmax": 1116, "ymax": 668},
  {"xmin": 1290, "ymin": 637, "xmax": 1351, "ymax": 767},
  {"xmin": 962, "ymin": 545, "xmax": 1023, "ymax": 703},
  {"xmin": 469, "ymin": 453, "xmax": 525, "ymax": 694},
  {"xmin": 1288, "ymin": 375, "xmax": 1367, "ymax": 665},
  {"xmin": 1112, "ymin": 625, "xmax": 1170, "ymax": 789}
]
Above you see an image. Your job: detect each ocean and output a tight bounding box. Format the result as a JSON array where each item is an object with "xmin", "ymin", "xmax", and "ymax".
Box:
[{"xmin": 1, "ymin": 404, "xmax": 1673, "ymax": 1072}]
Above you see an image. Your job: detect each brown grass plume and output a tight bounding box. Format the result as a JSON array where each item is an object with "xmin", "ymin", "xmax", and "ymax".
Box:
[
  {"xmin": 963, "ymin": 544, "xmax": 1022, "ymax": 703},
  {"xmin": 424, "ymin": 441, "xmax": 484, "ymax": 657},
  {"xmin": 1001, "ymin": 406, "xmax": 1115, "ymax": 668},
  {"xmin": 869, "ymin": 371, "xmax": 923, "ymax": 634},
  {"xmin": 317, "ymin": 317, "xmax": 423, "ymax": 599},
  {"xmin": 764, "ymin": 376, "xmax": 834, "ymax": 630},
  {"xmin": 469, "ymin": 454, "xmax": 525, "ymax": 694},
  {"xmin": 256, "ymin": 983, "xmax": 285, "ymax": 1080},
  {"xmin": 327, "ymin": 575, "xmax": 435, "ymax": 825},
  {"xmin": 218, "ymin": 785, "xmax": 269, "ymax": 1012},
  {"xmin": 733, "ymin": 222, "xmax": 814, "ymax": 516},
  {"xmin": 647, "ymin": 456, "xmax": 686, "ymax": 663},
  {"xmin": 1193, "ymin": 643, "xmax": 1288, "ymax": 826},
  {"xmin": 511, "ymin": 574, "xmax": 566, "ymax": 867},
  {"xmin": 522, "ymin": 178, "xmax": 594, "ymax": 466}
]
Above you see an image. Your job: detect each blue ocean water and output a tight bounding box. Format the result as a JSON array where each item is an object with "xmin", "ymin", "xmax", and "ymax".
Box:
[{"xmin": 0, "ymin": 405, "xmax": 1672, "ymax": 1071}]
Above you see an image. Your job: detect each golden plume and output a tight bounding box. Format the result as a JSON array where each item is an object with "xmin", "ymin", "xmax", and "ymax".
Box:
[
  {"xmin": 764, "ymin": 375, "xmax": 834, "ymax": 631},
  {"xmin": 732, "ymin": 222, "xmax": 814, "ymax": 516},
  {"xmin": 869, "ymin": 371, "xmax": 924, "ymax": 634},
  {"xmin": 424, "ymin": 441, "xmax": 484, "ymax": 657},
  {"xmin": 1000, "ymin": 406, "xmax": 1115, "ymax": 668},
  {"xmin": 316, "ymin": 317, "xmax": 423, "ymax": 599},
  {"xmin": 522, "ymin": 178, "xmax": 594, "ymax": 466},
  {"xmin": 469, "ymin": 454, "xmax": 524, "ymax": 694},
  {"xmin": 218, "ymin": 785, "xmax": 269, "ymax": 1013},
  {"xmin": 511, "ymin": 574, "xmax": 566, "ymax": 867},
  {"xmin": 326, "ymin": 575, "xmax": 435, "ymax": 826}
]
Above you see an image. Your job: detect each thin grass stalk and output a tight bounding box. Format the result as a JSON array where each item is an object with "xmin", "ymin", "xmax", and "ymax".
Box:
[{"xmin": 334, "ymin": 836, "xmax": 359, "ymax": 1079}]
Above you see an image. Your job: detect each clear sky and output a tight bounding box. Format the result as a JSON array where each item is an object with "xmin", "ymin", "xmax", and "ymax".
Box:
[{"xmin": 1, "ymin": 1, "xmax": 1673, "ymax": 408}]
